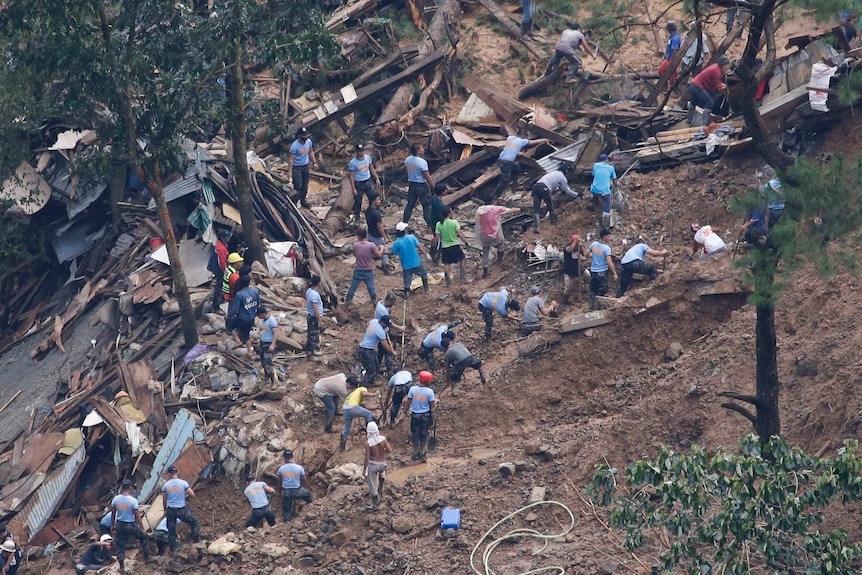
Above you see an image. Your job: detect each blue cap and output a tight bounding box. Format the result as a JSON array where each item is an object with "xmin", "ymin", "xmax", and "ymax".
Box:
[{"xmin": 599, "ymin": 153, "xmax": 609, "ymax": 161}]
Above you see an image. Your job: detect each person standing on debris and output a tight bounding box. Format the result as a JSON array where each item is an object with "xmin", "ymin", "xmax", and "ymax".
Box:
[
  {"xmin": 476, "ymin": 197, "xmax": 520, "ymax": 278},
  {"xmin": 277, "ymin": 450, "xmax": 313, "ymax": 521},
  {"xmin": 208, "ymin": 229, "xmax": 232, "ymax": 309},
  {"xmin": 532, "ymin": 168, "xmax": 578, "ymax": 232},
  {"xmin": 244, "ymin": 474, "xmax": 277, "ymax": 528},
  {"xmin": 256, "ymin": 306, "xmax": 279, "ymax": 382},
  {"xmin": 349, "ymin": 143, "xmax": 380, "ymax": 219},
  {"xmin": 682, "ymin": 29, "xmax": 710, "ymax": 75},
  {"xmin": 374, "ymin": 294, "xmax": 403, "ymax": 376},
  {"xmin": 222, "ymin": 252, "xmax": 243, "ymax": 302},
  {"xmin": 444, "ymin": 341, "xmax": 486, "ymax": 393},
  {"xmin": 162, "ymin": 466, "xmax": 200, "ymax": 548},
  {"xmin": 418, "ymin": 325, "xmax": 456, "ymax": 370},
  {"xmin": 429, "ymin": 183, "xmax": 449, "ymax": 263},
  {"xmin": 356, "ymin": 316, "xmax": 397, "ymax": 389},
  {"xmin": 478, "ymin": 288, "xmax": 521, "ymax": 341},
  {"xmin": 313, "ymin": 373, "xmax": 356, "ymax": 433},
  {"xmin": 340, "ymin": 376, "xmax": 378, "ymax": 451},
  {"xmin": 491, "ymin": 128, "xmax": 550, "ymax": 201},
  {"xmin": 590, "ymin": 154, "xmax": 618, "ymax": 229},
  {"xmin": 384, "ymin": 368, "xmax": 413, "ymax": 428},
  {"xmin": 403, "ymin": 143, "xmax": 436, "ymax": 228},
  {"xmin": 616, "ymin": 242, "xmax": 667, "ymax": 297},
  {"xmin": 691, "ymin": 223, "xmax": 728, "ymax": 260},
  {"xmin": 75, "ymin": 535, "xmax": 113, "ymax": 575},
  {"xmin": 688, "ymin": 55, "xmax": 731, "ymax": 127},
  {"xmin": 227, "ymin": 275, "xmax": 260, "ymax": 355},
  {"xmin": 405, "ymin": 370, "xmax": 438, "ymax": 461},
  {"xmin": 287, "ymin": 127, "xmax": 318, "ymax": 208},
  {"xmin": 520, "ymin": 0, "xmax": 535, "ymax": 37},
  {"xmin": 366, "ymin": 193, "xmax": 393, "ymax": 274},
  {"xmin": 390, "ymin": 222, "xmax": 431, "ymax": 296},
  {"xmin": 589, "ymin": 228, "xmax": 617, "ymax": 310},
  {"xmin": 521, "ymin": 285, "xmax": 557, "ymax": 335},
  {"xmin": 111, "ymin": 479, "xmax": 152, "ymax": 569},
  {"xmin": 363, "ymin": 421, "xmax": 392, "ymax": 512},
  {"xmin": 305, "ymin": 275, "xmax": 324, "ymax": 358},
  {"xmin": 544, "ymin": 23, "xmax": 596, "ymax": 84},
  {"xmin": 562, "ymin": 234, "xmax": 587, "ymax": 306},
  {"xmin": 346, "ymin": 228, "xmax": 383, "ymax": 305},
  {"xmin": 434, "ymin": 206, "xmax": 469, "ymax": 286},
  {"xmin": 658, "ymin": 21, "xmax": 681, "ymax": 84}
]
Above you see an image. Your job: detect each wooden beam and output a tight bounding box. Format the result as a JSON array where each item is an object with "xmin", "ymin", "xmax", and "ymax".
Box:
[
  {"xmin": 430, "ymin": 150, "xmax": 492, "ymax": 183},
  {"xmin": 557, "ymin": 311, "xmax": 613, "ymax": 334},
  {"xmin": 642, "ymin": 32, "xmax": 696, "ymax": 107},
  {"xmin": 474, "ymin": 0, "xmax": 546, "ymax": 60}
]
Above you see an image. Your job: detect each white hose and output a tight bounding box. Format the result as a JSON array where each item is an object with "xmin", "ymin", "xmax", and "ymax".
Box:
[{"xmin": 469, "ymin": 500, "xmax": 576, "ymax": 575}]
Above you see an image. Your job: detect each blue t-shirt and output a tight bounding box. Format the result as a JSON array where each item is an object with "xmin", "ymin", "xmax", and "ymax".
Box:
[
  {"xmin": 499, "ymin": 136, "xmax": 529, "ymax": 162},
  {"xmin": 359, "ymin": 319, "xmax": 388, "ymax": 349},
  {"xmin": 259, "ymin": 316, "xmax": 279, "ymax": 344},
  {"xmin": 479, "ymin": 289, "xmax": 510, "ymax": 316},
  {"xmin": 422, "ymin": 325, "xmax": 448, "ymax": 349},
  {"xmin": 405, "ymin": 155, "xmax": 429, "ymax": 183},
  {"xmin": 162, "ymin": 478, "xmax": 190, "ymax": 508},
  {"xmin": 589, "ymin": 241, "xmax": 612, "ymax": 272},
  {"xmin": 665, "ymin": 32, "xmax": 681, "ymax": 59},
  {"xmin": 306, "ymin": 287, "xmax": 324, "ymax": 317},
  {"xmin": 100, "ymin": 510, "xmax": 113, "ymax": 527},
  {"xmin": 374, "ymin": 300, "xmax": 390, "ymax": 321},
  {"xmin": 244, "ymin": 481, "xmax": 270, "ymax": 508},
  {"xmin": 156, "ymin": 518, "xmax": 180, "ymax": 532},
  {"xmin": 590, "ymin": 162, "xmax": 617, "ymax": 195},
  {"xmin": 111, "ymin": 494, "xmax": 139, "ymax": 523},
  {"xmin": 289, "ymin": 138, "xmax": 313, "ymax": 166},
  {"xmin": 621, "ymin": 243, "xmax": 649, "ymax": 264},
  {"xmin": 407, "ymin": 385, "xmax": 436, "ymax": 413},
  {"xmin": 277, "ymin": 463, "xmax": 305, "ymax": 489},
  {"xmin": 391, "ymin": 234, "xmax": 421, "ymax": 269},
  {"xmin": 389, "ymin": 370, "xmax": 413, "ymax": 388},
  {"xmin": 348, "ymin": 154, "xmax": 373, "ymax": 182}
]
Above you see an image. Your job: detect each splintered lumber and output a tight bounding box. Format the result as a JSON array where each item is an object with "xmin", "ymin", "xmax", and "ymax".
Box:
[
  {"xmin": 474, "ymin": 0, "xmax": 546, "ymax": 60},
  {"xmin": 352, "ymin": 45, "xmax": 420, "ymax": 88},
  {"xmin": 442, "ymin": 165, "xmax": 500, "ymax": 206},
  {"xmin": 461, "ymin": 74, "xmax": 530, "ymax": 124},
  {"xmin": 429, "ymin": 149, "xmax": 492, "ymax": 183},
  {"xmin": 518, "ymin": 66, "xmax": 564, "ymax": 100},
  {"xmin": 642, "ymin": 32, "xmax": 696, "ymax": 107},
  {"xmin": 325, "ymin": 0, "xmax": 379, "ymax": 30},
  {"xmin": 557, "ymin": 310, "xmax": 613, "ymax": 334}
]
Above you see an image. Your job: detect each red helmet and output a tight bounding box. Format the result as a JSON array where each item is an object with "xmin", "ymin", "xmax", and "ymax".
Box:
[{"xmin": 419, "ymin": 370, "xmax": 433, "ymax": 383}]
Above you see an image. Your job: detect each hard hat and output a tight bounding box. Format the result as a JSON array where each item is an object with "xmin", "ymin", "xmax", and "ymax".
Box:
[
  {"xmin": 100, "ymin": 534, "xmax": 113, "ymax": 543},
  {"xmin": 0, "ymin": 541, "xmax": 15, "ymax": 553},
  {"xmin": 227, "ymin": 252, "xmax": 244, "ymax": 264},
  {"xmin": 419, "ymin": 370, "xmax": 433, "ymax": 383}
]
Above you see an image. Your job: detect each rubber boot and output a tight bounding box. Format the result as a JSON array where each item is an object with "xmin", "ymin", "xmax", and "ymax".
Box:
[
  {"xmin": 444, "ymin": 272, "xmax": 451, "ymax": 287},
  {"xmin": 419, "ymin": 443, "xmax": 427, "ymax": 462},
  {"xmin": 459, "ymin": 266, "xmax": 466, "ymax": 285},
  {"xmin": 365, "ymin": 495, "xmax": 379, "ymax": 512},
  {"xmin": 602, "ymin": 212, "xmax": 611, "ymax": 229},
  {"xmin": 339, "ymin": 436, "xmax": 348, "ymax": 452},
  {"xmin": 533, "ymin": 214, "xmax": 540, "ymax": 232},
  {"xmin": 482, "ymin": 267, "xmax": 489, "ymax": 279},
  {"xmin": 324, "ymin": 415, "xmax": 334, "ymax": 433},
  {"xmin": 479, "ymin": 369, "xmax": 488, "ymax": 385},
  {"xmin": 550, "ymin": 211, "xmax": 558, "ymax": 225},
  {"xmin": 589, "ymin": 292, "xmax": 596, "ymax": 311},
  {"xmin": 496, "ymin": 250, "xmax": 504, "ymax": 263},
  {"xmin": 412, "ymin": 443, "xmax": 421, "ymax": 461}
]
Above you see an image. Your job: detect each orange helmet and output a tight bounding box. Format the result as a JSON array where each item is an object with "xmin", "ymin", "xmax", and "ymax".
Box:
[{"xmin": 419, "ymin": 370, "xmax": 433, "ymax": 383}]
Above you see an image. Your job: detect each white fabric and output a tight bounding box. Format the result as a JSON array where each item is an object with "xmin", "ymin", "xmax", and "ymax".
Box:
[
  {"xmin": 809, "ymin": 62, "xmax": 838, "ymax": 112},
  {"xmin": 366, "ymin": 421, "xmax": 386, "ymax": 447},
  {"xmin": 263, "ymin": 241, "xmax": 298, "ymax": 277}
]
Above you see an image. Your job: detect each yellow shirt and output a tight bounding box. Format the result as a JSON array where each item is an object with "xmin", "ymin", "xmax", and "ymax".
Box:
[{"xmin": 344, "ymin": 387, "xmax": 368, "ymax": 407}]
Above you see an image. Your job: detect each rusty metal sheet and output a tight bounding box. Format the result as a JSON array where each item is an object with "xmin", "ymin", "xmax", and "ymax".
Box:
[
  {"xmin": 0, "ymin": 473, "xmax": 45, "ymax": 514},
  {"xmin": 18, "ymin": 444, "xmax": 86, "ymax": 542},
  {"xmin": 170, "ymin": 441, "xmax": 213, "ymax": 487},
  {"xmin": 20, "ymin": 433, "xmax": 65, "ymax": 475}
]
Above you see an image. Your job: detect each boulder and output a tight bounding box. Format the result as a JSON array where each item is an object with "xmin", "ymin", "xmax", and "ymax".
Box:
[
  {"xmin": 208, "ymin": 534, "xmax": 241, "ymax": 555},
  {"xmin": 260, "ymin": 543, "xmax": 290, "ymax": 558},
  {"xmin": 498, "ymin": 462, "xmax": 516, "ymax": 478},
  {"xmin": 391, "ymin": 516, "xmax": 415, "ymax": 534},
  {"xmin": 665, "ymin": 342, "xmax": 683, "ymax": 361}
]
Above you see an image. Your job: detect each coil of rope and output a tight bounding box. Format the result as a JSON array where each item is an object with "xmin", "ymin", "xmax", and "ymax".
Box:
[{"xmin": 469, "ymin": 500, "xmax": 576, "ymax": 575}]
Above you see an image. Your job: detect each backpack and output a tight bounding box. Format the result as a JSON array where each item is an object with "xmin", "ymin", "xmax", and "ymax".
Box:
[{"xmin": 207, "ymin": 247, "xmax": 221, "ymax": 276}]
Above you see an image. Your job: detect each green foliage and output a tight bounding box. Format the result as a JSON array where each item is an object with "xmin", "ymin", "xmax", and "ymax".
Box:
[
  {"xmin": 0, "ymin": 213, "xmax": 48, "ymax": 274},
  {"xmin": 587, "ymin": 435, "xmax": 862, "ymax": 574}
]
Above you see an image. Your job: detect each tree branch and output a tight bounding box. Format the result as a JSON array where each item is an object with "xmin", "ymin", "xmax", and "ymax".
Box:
[
  {"xmin": 755, "ymin": 13, "xmax": 776, "ymax": 83},
  {"xmin": 717, "ymin": 390, "xmax": 759, "ymax": 405},
  {"xmin": 721, "ymin": 402, "xmax": 758, "ymax": 424}
]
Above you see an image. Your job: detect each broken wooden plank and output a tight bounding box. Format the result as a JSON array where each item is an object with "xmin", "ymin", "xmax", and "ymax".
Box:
[
  {"xmin": 352, "ymin": 44, "xmax": 420, "ymax": 88},
  {"xmin": 557, "ymin": 310, "xmax": 613, "ymax": 334},
  {"xmin": 517, "ymin": 119, "xmax": 576, "ymax": 147},
  {"xmin": 474, "ymin": 0, "xmax": 546, "ymax": 60},
  {"xmin": 518, "ymin": 66, "xmax": 564, "ymax": 100},
  {"xmin": 325, "ymin": 0, "xmax": 379, "ymax": 30},
  {"xmin": 430, "ymin": 149, "xmax": 492, "ymax": 183},
  {"xmin": 692, "ymin": 279, "xmax": 751, "ymax": 296},
  {"xmin": 461, "ymin": 73, "xmax": 531, "ymax": 124},
  {"xmin": 642, "ymin": 32, "xmax": 697, "ymax": 107}
]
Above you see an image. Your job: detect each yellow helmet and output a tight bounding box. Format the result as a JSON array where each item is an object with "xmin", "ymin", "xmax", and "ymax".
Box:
[{"xmin": 227, "ymin": 252, "xmax": 244, "ymax": 264}]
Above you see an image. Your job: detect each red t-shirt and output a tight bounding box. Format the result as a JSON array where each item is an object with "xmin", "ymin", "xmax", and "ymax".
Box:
[{"xmin": 692, "ymin": 63, "xmax": 724, "ymax": 93}]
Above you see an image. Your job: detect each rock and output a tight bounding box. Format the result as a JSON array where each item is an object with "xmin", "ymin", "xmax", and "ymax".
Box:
[
  {"xmin": 205, "ymin": 313, "xmax": 226, "ymax": 332},
  {"xmin": 246, "ymin": 526, "xmax": 256, "ymax": 533},
  {"xmin": 329, "ymin": 529, "xmax": 352, "ymax": 546},
  {"xmin": 239, "ymin": 373, "xmax": 259, "ymax": 395},
  {"xmin": 391, "ymin": 517, "xmax": 415, "ymax": 534},
  {"xmin": 209, "ymin": 370, "xmax": 239, "ymax": 391},
  {"xmin": 598, "ymin": 560, "xmax": 618, "ymax": 575},
  {"xmin": 424, "ymin": 489, "xmax": 449, "ymax": 509},
  {"xmin": 524, "ymin": 440, "xmax": 542, "ymax": 456},
  {"xmin": 524, "ymin": 512, "xmax": 538, "ymax": 522},
  {"xmin": 166, "ymin": 560, "xmax": 184, "ymax": 573},
  {"xmin": 529, "ymin": 486, "xmax": 546, "ymax": 503},
  {"xmin": 796, "ymin": 356, "xmax": 817, "ymax": 377},
  {"xmin": 665, "ymin": 342, "xmax": 683, "ymax": 361},
  {"xmin": 276, "ymin": 331, "xmax": 305, "ymax": 352},
  {"xmin": 326, "ymin": 463, "xmax": 364, "ymax": 484},
  {"xmin": 297, "ymin": 556, "xmax": 316, "ymax": 568},
  {"xmin": 208, "ymin": 534, "xmax": 242, "ymax": 555},
  {"xmin": 260, "ymin": 543, "xmax": 290, "ymax": 558},
  {"xmin": 295, "ymin": 534, "xmax": 309, "ymax": 544},
  {"xmin": 513, "ymin": 460, "xmax": 529, "ymax": 471},
  {"xmin": 498, "ymin": 462, "xmax": 516, "ymax": 478}
]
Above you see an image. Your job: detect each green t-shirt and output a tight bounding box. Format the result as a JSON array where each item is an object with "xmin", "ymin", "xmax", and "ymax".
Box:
[{"xmin": 435, "ymin": 218, "xmax": 461, "ymax": 248}]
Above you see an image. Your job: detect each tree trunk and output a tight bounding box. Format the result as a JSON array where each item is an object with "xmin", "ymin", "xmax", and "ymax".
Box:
[
  {"xmin": 320, "ymin": 178, "xmax": 355, "ymax": 238},
  {"xmin": 754, "ymin": 299, "xmax": 781, "ymax": 441},
  {"xmin": 227, "ymin": 42, "xmax": 266, "ymax": 266}
]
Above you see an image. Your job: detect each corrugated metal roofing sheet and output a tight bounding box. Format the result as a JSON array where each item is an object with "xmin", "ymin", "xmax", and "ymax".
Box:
[
  {"xmin": 535, "ymin": 138, "xmax": 589, "ymax": 173},
  {"xmin": 19, "ymin": 444, "xmax": 86, "ymax": 541},
  {"xmin": 147, "ymin": 165, "xmax": 203, "ymax": 209},
  {"xmin": 139, "ymin": 409, "xmax": 197, "ymax": 503}
]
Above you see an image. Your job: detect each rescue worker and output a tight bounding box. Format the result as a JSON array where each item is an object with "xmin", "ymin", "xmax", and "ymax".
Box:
[
  {"xmin": 339, "ymin": 376, "xmax": 378, "ymax": 451},
  {"xmin": 208, "ymin": 229, "xmax": 232, "ymax": 309},
  {"xmin": 227, "ymin": 275, "xmax": 260, "ymax": 355},
  {"xmin": 244, "ymin": 474, "xmax": 277, "ymax": 528},
  {"xmin": 348, "ymin": 143, "xmax": 380, "ymax": 218},
  {"xmin": 491, "ymin": 127, "xmax": 549, "ymax": 201},
  {"xmin": 99, "ymin": 509, "xmax": 113, "ymax": 536},
  {"xmin": 363, "ymin": 421, "xmax": 392, "ymax": 512},
  {"xmin": 562, "ymin": 234, "xmax": 587, "ymax": 306},
  {"xmin": 306, "ymin": 275, "xmax": 324, "ymax": 357},
  {"xmin": 544, "ymin": 23, "xmax": 596, "ymax": 83},
  {"xmin": 687, "ymin": 55, "xmax": 731, "ymax": 126},
  {"xmin": 356, "ymin": 316, "xmax": 397, "ymax": 388},
  {"xmin": 475, "ymin": 197, "xmax": 520, "ymax": 278},
  {"xmin": 658, "ymin": 21, "xmax": 681, "ymax": 83},
  {"xmin": 161, "ymin": 466, "xmax": 200, "ymax": 549},
  {"xmin": 152, "ymin": 518, "xmax": 180, "ymax": 556},
  {"xmin": 616, "ymin": 242, "xmax": 667, "ymax": 297},
  {"xmin": 312, "ymin": 373, "xmax": 357, "ymax": 433},
  {"xmin": 531, "ymin": 168, "xmax": 578, "ymax": 232},
  {"xmin": 222, "ymin": 252, "xmax": 244, "ymax": 302},
  {"xmin": 287, "ymin": 127, "xmax": 318, "ymax": 208},
  {"xmin": 75, "ymin": 535, "xmax": 113, "ymax": 575},
  {"xmin": 418, "ymin": 325, "xmax": 456, "ymax": 370},
  {"xmin": 478, "ymin": 289, "xmax": 521, "ymax": 341},
  {"xmin": 374, "ymin": 294, "xmax": 405, "ymax": 375},
  {"xmin": 590, "ymin": 155, "xmax": 618, "ymax": 229},
  {"xmin": 588, "ymin": 228, "xmax": 617, "ymax": 310},
  {"xmin": 383, "ymin": 368, "xmax": 412, "ymax": 428},
  {"xmin": 521, "ymin": 285, "xmax": 557, "ymax": 335},
  {"xmin": 256, "ymin": 306, "xmax": 278, "ymax": 383},
  {"xmin": 444, "ymin": 342, "xmax": 486, "ymax": 393},
  {"xmin": 390, "ymin": 222, "xmax": 430, "ymax": 296},
  {"xmin": 402, "ymin": 143, "xmax": 436, "ymax": 228},
  {"xmin": 111, "ymin": 479, "xmax": 152, "ymax": 570},
  {"xmin": 433, "ymin": 206, "xmax": 469, "ymax": 286},
  {"xmin": 0, "ymin": 540, "xmax": 20, "ymax": 575},
  {"xmin": 404, "ymin": 371, "xmax": 438, "ymax": 461},
  {"xmin": 366, "ymin": 193, "xmax": 392, "ymax": 273},
  {"xmin": 277, "ymin": 450, "xmax": 313, "ymax": 522}
]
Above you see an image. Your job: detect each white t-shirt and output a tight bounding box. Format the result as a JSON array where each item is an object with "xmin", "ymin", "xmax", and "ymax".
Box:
[{"xmin": 694, "ymin": 226, "xmax": 727, "ymax": 253}]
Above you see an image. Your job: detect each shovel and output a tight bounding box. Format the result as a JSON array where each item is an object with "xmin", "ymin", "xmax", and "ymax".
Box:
[{"xmin": 427, "ymin": 415, "xmax": 438, "ymax": 452}]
